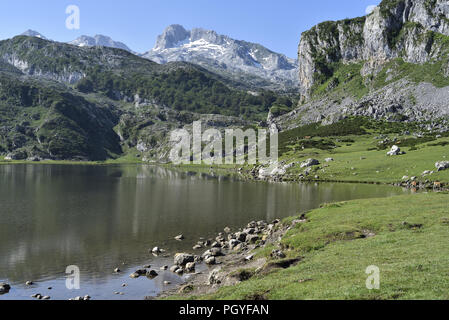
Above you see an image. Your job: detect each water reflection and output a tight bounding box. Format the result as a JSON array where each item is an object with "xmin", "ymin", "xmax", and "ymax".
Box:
[{"xmin": 0, "ymin": 164, "xmax": 408, "ymax": 286}]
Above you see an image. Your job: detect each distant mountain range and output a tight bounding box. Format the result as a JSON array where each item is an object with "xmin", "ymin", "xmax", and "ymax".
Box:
[
  {"xmin": 142, "ymin": 25, "xmax": 299, "ymax": 91},
  {"xmin": 69, "ymin": 34, "xmax": 133, "ymax": 53},
  {"xmin": 18, "ymin": 27, "xmax": 299, "ymax": 91}
]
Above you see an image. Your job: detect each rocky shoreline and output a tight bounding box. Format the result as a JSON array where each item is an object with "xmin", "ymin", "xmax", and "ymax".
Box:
[{"xmin": 151, "ymin": 218, "xmax": 297, "ymax": 299}]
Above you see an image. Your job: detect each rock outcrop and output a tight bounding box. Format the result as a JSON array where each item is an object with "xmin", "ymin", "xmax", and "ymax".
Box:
[{"xmin": 298, "ymin": 0, "xmax": 449, "ymax": 97}]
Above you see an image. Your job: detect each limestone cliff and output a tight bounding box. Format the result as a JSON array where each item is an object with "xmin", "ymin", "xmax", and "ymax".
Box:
[{"xmin": 298, "ymin": 0, "xmax": 449, "ymax": 97}]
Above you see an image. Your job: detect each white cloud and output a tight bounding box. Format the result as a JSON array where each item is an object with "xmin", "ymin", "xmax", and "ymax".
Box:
[{"xmin": 365, "ymin": 5, "xmax": 377, "ymax": 15}]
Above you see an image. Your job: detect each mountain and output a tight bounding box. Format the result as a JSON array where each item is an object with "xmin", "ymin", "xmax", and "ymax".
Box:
[
  {"xmin": 20, "ymin": 30, "xmax": 47, "ymax": 40},
  {"xmin": 70, "ymin": 34, "xmax": 132, "ymax": 52},
  {"xmin": 0, "ymin": 35, "xmax": 290, "ymax": 161},
  {"xmin": 142, "ymin": 25, "xmax": 299, "ymax": 91},
  {"xmin": 271, "ymin": 0, "xmax": 449, "ymax": 132}
]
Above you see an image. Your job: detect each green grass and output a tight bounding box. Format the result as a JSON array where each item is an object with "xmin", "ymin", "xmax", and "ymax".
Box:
[
  {"xmin": 282, "ymin": 134, "xmax": 449, "ymax": 184},
  {"xmin": 278, "ymin": 119, "xmax": 449, "ymax": 184},
  {"xmin": 198, "ymin": 193, "xmax": 449, "ymax": 300}
]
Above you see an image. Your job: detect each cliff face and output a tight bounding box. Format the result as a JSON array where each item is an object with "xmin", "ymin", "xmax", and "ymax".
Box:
[{"xmin": 298, "ymin": 0, "xmax": 449, "ymax": 96}]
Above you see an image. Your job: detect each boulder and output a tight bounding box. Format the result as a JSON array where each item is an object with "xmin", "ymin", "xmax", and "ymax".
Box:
[
  {"xmin": 175, "ymin": 234, "xmax": 185, "ymax": 241},
  {"xmin": 174, "ymin": 253, "xmax": 194, "ymax": 266},
  {"xmin": 146, "ymin": 270, "xmax": 158, "ymax": 278},
  {"xmin": 151, "ymin": 247, "xmax": 161, "ymax": 254},
  {"xmin": 185, "ymin": 262, "xmax": 196, "ymax": 273},
  {"xmin": 229, "ymin": 239, "xmax": 241, "ymax": 249},
  {"xmin": 235, "ymin": 232, "xmax": 247, "ymax": 242},
  {"xmin": 203, "ymin": 247, "xmax": 224, "ymax": 257},
  {"xmin": 387, "ymin": 145, "xmax": 405, "ymax": 156},
  {"xmin": 205, "ymin": 256, "xmax": 216, "ymax": 265},
  {"xmin": 436, "ymin": 161, "xmax": 449, "ymax": 172},
  {"xmin": 300, "ymin": 158, "xmax": 320, "ymax": 168},
  {"xmin": 325, "ymin": 158, "xmax": 334, "ymax": 162},
  {"xmin": 208, "ymin": 268, "xmax": 222, "ymax": 285},
  {"xmin": 0, "ymin": 283, "xmax": 11, "ymax": 294}
]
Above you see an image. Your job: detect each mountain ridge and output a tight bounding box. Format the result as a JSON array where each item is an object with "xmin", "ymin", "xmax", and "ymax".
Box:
[
  {"xmin": 271, "ymin": 0, "xmax": 449, "ymax": 132},
  {"xmin": 142, "ymin": 24, "xmax": 299, "ymax": 91}
]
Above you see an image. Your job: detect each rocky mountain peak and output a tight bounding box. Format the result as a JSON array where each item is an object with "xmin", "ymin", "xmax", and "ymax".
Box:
[
  {"xmin": 154, "ymin": 24, "xmax": 190, "ymax": 50},
  {"xmin": 145, "ymin": 25, "xmax": 299, "ymax": 91},
  {"xmin": 20, "ymin": 30, "xmax": 47, "ymax": 40}
]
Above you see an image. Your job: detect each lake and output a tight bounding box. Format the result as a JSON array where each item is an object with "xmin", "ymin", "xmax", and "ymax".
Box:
[{"xmin": 0, "ymin": 164, "xmax": 410, "ymax": 300}]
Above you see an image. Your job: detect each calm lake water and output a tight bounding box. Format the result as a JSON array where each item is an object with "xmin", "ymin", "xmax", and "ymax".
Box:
[{"xmin": 0, "ymin": 164, "xmax": 410, "ymax": 300}]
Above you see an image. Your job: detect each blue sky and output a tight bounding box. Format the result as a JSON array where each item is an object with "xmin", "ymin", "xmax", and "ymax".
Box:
[{"xmin": 0, "ymin": 0, "xmax": 381, "ymax": 58}]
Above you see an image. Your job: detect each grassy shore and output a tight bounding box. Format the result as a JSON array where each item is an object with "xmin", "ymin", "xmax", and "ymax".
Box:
[{"xmin": 189, "ymin": 192, "xmax": 449, "ymax": 300}]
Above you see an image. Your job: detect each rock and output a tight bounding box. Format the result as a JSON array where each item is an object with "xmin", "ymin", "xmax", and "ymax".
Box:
[
  {"xmin": 245, "ymin": 254, "xmax": 254, "ymax": 261},
  {"xmin": 422, "ymin": 170, "xmax": 433, "ymax": 176},
  {"xmin": 435, "ymin": 161, "xmax": 449, "ymax": 172},
  {"xmin": 41, "ymin": 296, "xmax": 50, "ymax": 300},
  {"xmin": 114, "ymin": 268, "xmax": 121, "ymax": 273},
  {"xmin": 387, "ymin": 145, "xmax": 404, "ymax": 156},
  {"xmin": 300, "ymin": 158, "xmax": 320, "ymax": 168},
  {"xmin": 83, "ymin": 295, "xmax": 91, "ymax": 301},
  {"xmin": 175, "ymin": 234, "xmax": 185, "ymax": 241},
  {"xmin": 170, "ymin": 265, "xmax": 180, "ymax": 273},
  {"xmin": 224, "ymin": 227, "xmax": 231, "ymax": 233},
  {"xmin": 208, "ymin": 268, "xmax": 222, "ymax": 285},
  {"xmin": 210, "ymin": 247, "xmax": 225, "ymax": 257},
  {"xmin": 185, "ymin": 262, "xmax": 196, "ymax": 273},
  {"xmin": 146, "ymin": 270, "xmax": 158, "ymax": 278},
  {"xmin": 247, "ymin": 235, "xmax": 260, "ymax": 244},
  {"xmin": 160, "ymin": 265, "xmax": 168, "ymax": 270},
  {"xmin": 178, "ymin": 284, "xmax": 194, "ymax": 294},
  {"xmin": 271, "ymin": 249, "xmax": 286, "ymax": 259},
  {"xmin": 325, "ymin": 158, "xmax": 334, "ymax": 162},
  {"xmin": 26, "ymin": 281, "xmax": 33, "ymax": 286},
  {"xmin": 0, "ymin": 283, "xmax": 11, "ymax": 294},
  {"xmin": 243, "ymin": 228, "xmax": 257, "ymax": 235},
  {"xmin": 143, "ymin": 264, "xmax": 152, "ymax": 269},
  {"xmin": 130, "ymin": 268, "xmax": 147, "ymax": 278},
  {"xmin": 229, "ymin": 239, "xmax": 241, "ymax": 249},
  {"xmin": 163, "ymin": 281, "xmax": 171, "ymax": 285},
  {"xmin": 174, "ymin": 253, "xmax": 194, "ymax": 266},
  {"xmin": 235, "ymin": 232, "xmax": 247, "ymax": 242},
  {"xmin": 402, "ymin": 176, "xmax": 409, "ymax": 180},
  {"xmin": 175, "ymin": 268, "xmax": 184, "ymax": 275},
  {"xmin": 151, "ymin": 247, "xmax": 161, "ymax": 254},
  {"xmin": 193, "ymin": 244, "xmax": 203, "ymax": 250},
  {"xmin": 211, "ymin": 241, "xmax": 221, "ymax": 248},
  {"xmin": 233, "ymin": 243, "xmax": 246, "ymax": 251},
  {"xmin": 205, "ymin": 256, "xmax": 216, "ymax": 265}
]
